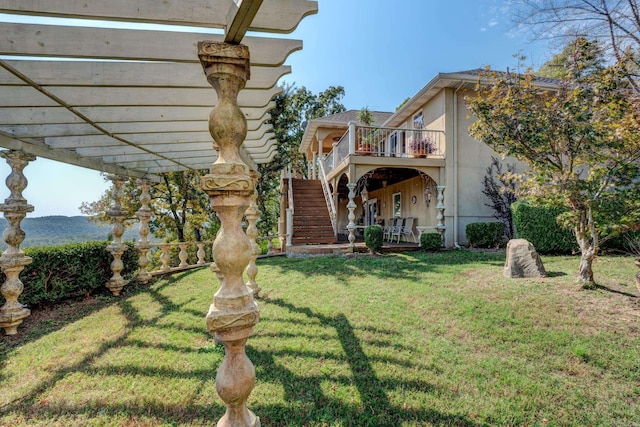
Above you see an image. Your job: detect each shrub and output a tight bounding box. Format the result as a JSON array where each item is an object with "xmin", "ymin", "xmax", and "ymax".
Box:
[
  {"xmin": 364, "ymin": 225, "xmax": 383, "ymax": 253},
  {"xmin": 2, "ymin": 241, "xmax": 139, "ymax": 307},
  {"xmin": 466, "ymin": 222, "xmax": 505, "ymax": 248},
  {"xmin": 420, "ymin": 233, "xmax": 442, "ymax": 252},
  {"xmin": 511, "ymin": 202, "xmax": 578, "ymax": 254}
]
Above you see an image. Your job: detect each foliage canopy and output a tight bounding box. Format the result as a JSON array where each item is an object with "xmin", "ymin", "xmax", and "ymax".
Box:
[{"xmin": 467, "ymin": 42, "xmax": 640, "ymax": 285}]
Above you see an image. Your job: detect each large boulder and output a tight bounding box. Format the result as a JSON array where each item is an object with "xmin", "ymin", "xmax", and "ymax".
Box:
[{"xmin": 504, "ymin": 239, "xmax": 547, "ymax": 278}]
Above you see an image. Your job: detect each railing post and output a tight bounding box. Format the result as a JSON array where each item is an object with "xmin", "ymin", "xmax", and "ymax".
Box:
[
  {"xmin": 245, "ymin": 171, "xmax": 261, "ymax": 297},
  {"xmin": 160, "ymin": 244, "xmax": 170, "ymax": 271},
  {"xmin": 0, "ymin": 150, "xmax": 35, "ymax": 335},
  {"xmin": 178, "ymin": 243, "xmax": 189, "ymax": 268},
  {"xmin": 311, "ymin": 152, "xmax": 317, "ymax": 179},
  {"xmin": 196, "ymin": 242, "xmax": 206, "ymax": 265},
  {"xmin": 436, "ymin": 185, "xmax": 446, "ymax": 245},
  {"xmin": 346, "ymin": 183, "xmax": 357, "ymax": 253},
  {"xmin": 105, "ymin": 175, "xmax": 129, "ymax": 296},
  {"xmin": 198, "ymin": 40, "xmax": 260, "ymax": 427},
  {"xmin": 348, "ymin": 121, "xmax": 356, "ymax": 155},
  {"xmin": 135, "ymin": 179, "xmax": 153, "ymax": 283},
  {"xmin": 286, "ymin": 208, "xmax": 293, "ymax": 247}
]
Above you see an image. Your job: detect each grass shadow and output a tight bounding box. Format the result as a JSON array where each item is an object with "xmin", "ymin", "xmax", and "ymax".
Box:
[
  {"xmin": 256, "ymin": 297, "xmax": 485, "ymax": 426},
  {"xmin": 546, "ymin": 271, "xmax": 568, "ymax": 277},
  {"xmin": 262, "ymin": 250, "xmax": 506, "ymax": 284},
  {"xmin": 593, "ymin": 283, "xmax": 638, "ymax": 298}
]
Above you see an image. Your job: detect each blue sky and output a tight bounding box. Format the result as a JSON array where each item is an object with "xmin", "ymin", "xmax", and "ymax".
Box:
[{"xmin": 0, "ymin": 0, "xmax": 552, "ymax": 217}]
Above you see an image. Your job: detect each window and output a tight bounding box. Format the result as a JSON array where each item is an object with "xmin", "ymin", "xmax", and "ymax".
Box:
[
  {"xmin": 392, "ymin": 192, "xmax": 402, "ymax": 218},
  {"xmin": 413, "ymin": 112, "xmax": 424, "ymax": 129}
]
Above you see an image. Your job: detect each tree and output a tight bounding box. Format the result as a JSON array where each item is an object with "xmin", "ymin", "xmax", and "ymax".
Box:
[
  {"xmin": 514, "ymin": 0, "xmax": 640, "ymax": 92},
  {"xmin": 257, "ymin": 83, "xmax": 346, "ymax": 235},
  {"xmin": 537, "ymin": 37, "xmax": 605, "ymax": 79},
  {"xmin": 150, "ymin": 170, "xmax": 217, "ymax": 242},
  {"xmin": 81, "ymin": 170, "xmax": 218, "ymax": 243},
  {"xmin": 467, "ymin": 49, "xmax": 640, "ymax": 287},
  {"xmin": 482, "ymin": 156, "xmax": 519, "ymax": 240}
]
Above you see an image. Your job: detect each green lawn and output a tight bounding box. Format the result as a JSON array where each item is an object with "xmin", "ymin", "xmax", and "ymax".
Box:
[{"xmin": 1, "ymin": 250, "xmax": 639, "ymax": 426}]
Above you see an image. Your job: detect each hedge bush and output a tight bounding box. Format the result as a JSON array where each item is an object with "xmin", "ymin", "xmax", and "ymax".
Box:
[
  {"xmin": 420, "ymin": 233, "xmax": 442, "ymax": 252},
  {"xmin": 364, "ymin": 225, "xmax": 383, "ymax": 253},
  {"xmin": 1, "ymin": 241, "xmax": 139, "ymax": 307},
  {"xmin": 511, "ymin": 202, "xmax": 578, "ymax": 254},
  {"xmin": 466, "ymin": 222, "xmax": 505, "ymax": 248}
]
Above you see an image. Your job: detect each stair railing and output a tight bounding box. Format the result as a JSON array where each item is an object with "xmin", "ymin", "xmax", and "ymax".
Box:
[
  {"xmin": 317, "ymin": 158, "xmax": 337, "ymax": 233},
  {"xmin": 286, "ymin": 165, "xmax": 294, "ymax": 247}
]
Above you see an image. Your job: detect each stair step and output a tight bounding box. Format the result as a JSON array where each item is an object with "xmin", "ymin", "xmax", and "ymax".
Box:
[
  {"xmin": 288, "ymin": 178, "xmax": 334, "ymax": 246},
  {"xmin": 292, "ymin": 238, "xmax": 336, "ymax": 245}
]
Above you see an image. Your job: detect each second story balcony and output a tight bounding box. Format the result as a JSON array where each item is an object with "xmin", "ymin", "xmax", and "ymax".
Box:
[{"xmin": 321, "ymin": 124, "xmax": 445, "ymax": 177}]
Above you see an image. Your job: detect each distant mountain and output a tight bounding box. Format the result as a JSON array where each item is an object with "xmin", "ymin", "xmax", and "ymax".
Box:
[{"xmin": 0, "ymin": 216, "xmax": 141, "ymax": 249}]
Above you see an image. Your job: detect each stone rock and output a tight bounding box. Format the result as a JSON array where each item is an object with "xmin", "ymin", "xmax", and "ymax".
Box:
[{"xmin": 504, "ymin": 239, "xmax": 547, "ymax": 278}]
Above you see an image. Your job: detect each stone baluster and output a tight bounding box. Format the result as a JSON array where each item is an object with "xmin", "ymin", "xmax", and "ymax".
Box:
[
  {"xmin": 105, "ymin": 175, "xmax": 129, "ymax": 296},
  {"xmin": 245, "ymin": 170, "xmax": 261, "ymax": 297},
  {"xmin": 346, "ymin": 182, "xmax": 357, "ymax": 252},
  {"xmin": 198, "ymin": 41, "xmax": 260, "ymax": 427},
  {"xmin": 0, "ymin": 150, "xmax": 35, "ymax": 335},
  {"xmin": 178, "ymin": 243, "xmax": 189, "ymax": 268},
  {"xmin": 436, "ymin": 185, "xmax": 446, "ymax": 244},
  {"xmin": 159, "ymin": 244, "xmax": 170, "ymax": 271},
  {"xmin": 196, "ymin": 242, "xmax": 206, "ymax": 265},
  {"xmin": 135, "ymin": 179, "xmax": 153, "ymax": 283},
  {"xmin": 266, "ymin": 240, "xmax": 273, "ymax": 255}
]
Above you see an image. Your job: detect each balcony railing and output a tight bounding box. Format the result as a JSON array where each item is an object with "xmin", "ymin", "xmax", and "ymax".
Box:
[{"xmin": 322, "ymin": 124, "xmax": 445, "ymax": 176}]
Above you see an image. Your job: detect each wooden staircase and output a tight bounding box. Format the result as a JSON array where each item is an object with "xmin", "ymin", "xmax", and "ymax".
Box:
[{"xmin": 290, "ymin": 178, "xmax": 336, "ymax": 245}]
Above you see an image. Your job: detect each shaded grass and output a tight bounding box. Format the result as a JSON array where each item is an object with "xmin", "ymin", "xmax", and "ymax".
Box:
[{"xmin": 1, "ymin": 251, "xmax": 639, "ymax": 426}]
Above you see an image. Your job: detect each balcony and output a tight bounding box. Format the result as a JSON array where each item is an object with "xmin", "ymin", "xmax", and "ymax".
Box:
[{"xmin": 321, "ymin": 124, "xmax": 445, "ymax": 176}]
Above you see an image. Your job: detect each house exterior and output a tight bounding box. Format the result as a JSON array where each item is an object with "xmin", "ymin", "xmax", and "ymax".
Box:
[{"xmin": 288, "ymin": 69, "xmax": 552, "ymax": 248}]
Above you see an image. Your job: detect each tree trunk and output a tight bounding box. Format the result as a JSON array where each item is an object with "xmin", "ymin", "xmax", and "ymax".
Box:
[{"xmin": 578, "ymin": 250, "xmax": 596, "ymax": 288}]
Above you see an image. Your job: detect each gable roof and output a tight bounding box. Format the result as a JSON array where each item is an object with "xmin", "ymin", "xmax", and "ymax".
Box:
[{"xmin": 384, "ymin": 68, "xmax": 561, "ymax": 127}]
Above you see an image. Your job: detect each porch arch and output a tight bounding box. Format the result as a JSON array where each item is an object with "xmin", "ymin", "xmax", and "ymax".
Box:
[{"xmin": 343, "ymin": 166, "xmax": 443, "ymax": 240}]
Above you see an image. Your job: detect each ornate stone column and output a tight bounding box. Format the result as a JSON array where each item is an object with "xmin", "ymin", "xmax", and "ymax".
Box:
[
  {"xmin": 178, "ymin": 243, "xmax": 189, "ymax": 268},
  {"xmin": 0, "ymin": 150, "xmax": 35, "ymax": 335},
  {"xmin": 245, "ymin": 170, "xmax": 261, "ymax": 297},
  {"xmin": 436, "ymin": 185, "xmax": 446, "ymax": 244},
  {"xmin": 198, "ymin": 41, "xmax": 260, "ymax": 427},
  {"xmin": 196, "ymin": 242, "xmax": 207, "ymax": 265},
  {"xmin": 346, "ymin": 182, "xmax": 357, "ymax": 252},
  {"xmin": 159, "ymin": 244, "xmax": 170, "ymax": 271},
  {"xmin": 105, "ymin": 175, "xmax": 129, "ymax": 296},
  {"xmin": 135, "ymin": 179, "xmax": 153, "ymax": 283}
]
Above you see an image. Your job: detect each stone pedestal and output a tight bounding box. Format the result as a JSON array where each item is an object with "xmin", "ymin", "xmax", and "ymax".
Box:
[
  {"xmin": 135, "ymin": 179, "xmax": 153, "ymax": 283},
  {"xmin": 105, "ymin": 175, "xmax": 129, "ymax": 296},
  {"xmin": 199, "ymin": 40, "xmax": 260, "ymax": 427},
  {"xmin": 0, "ymin": 150, "xmax": 35, "ymax": 335},
  {"xmin": 346, "ymin": 183, "xmax": 357, "ymax": 252},
  {"xmin": 435, "ymin": 185, "xmax": 446, "ymax": 244},
  {"xmin": 245, "ymin": 171, "xmax": 261, "ymax": 297}
]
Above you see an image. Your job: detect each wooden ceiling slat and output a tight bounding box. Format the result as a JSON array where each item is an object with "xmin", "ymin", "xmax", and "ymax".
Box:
[
  {"xmin": 0, "ymin": 61, "xmax": 291, "ymax": 89},
  {"xmin": 75, "ymin": 105, "xmax": 274, "ymax": 122},
  {"xmin": 0, "ymin": 23, "xmax": 302, "ymax": 66},
  {"xmin": 0, "ymin": 86, "xmax": 281, "ymax": 108},
  {"xmin": 0, "ymin": 0, "xmax": 317, "ymax": 34}
]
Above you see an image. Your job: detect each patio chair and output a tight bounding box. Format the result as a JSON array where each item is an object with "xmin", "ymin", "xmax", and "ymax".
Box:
[
  {"xmin": 382, "ymin": 219, "xmax": 392, "ymax": 241},
  {"xmin": 385, "ymin": 217, "xmax": 401, "ymax": 241},
  {"xmin": 390, "ymin": 217, "xmax": 405, "ymax": 243},
  {"xmin": 397, "ymin": 217, "xmax": 416, "ymax": 243}
]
